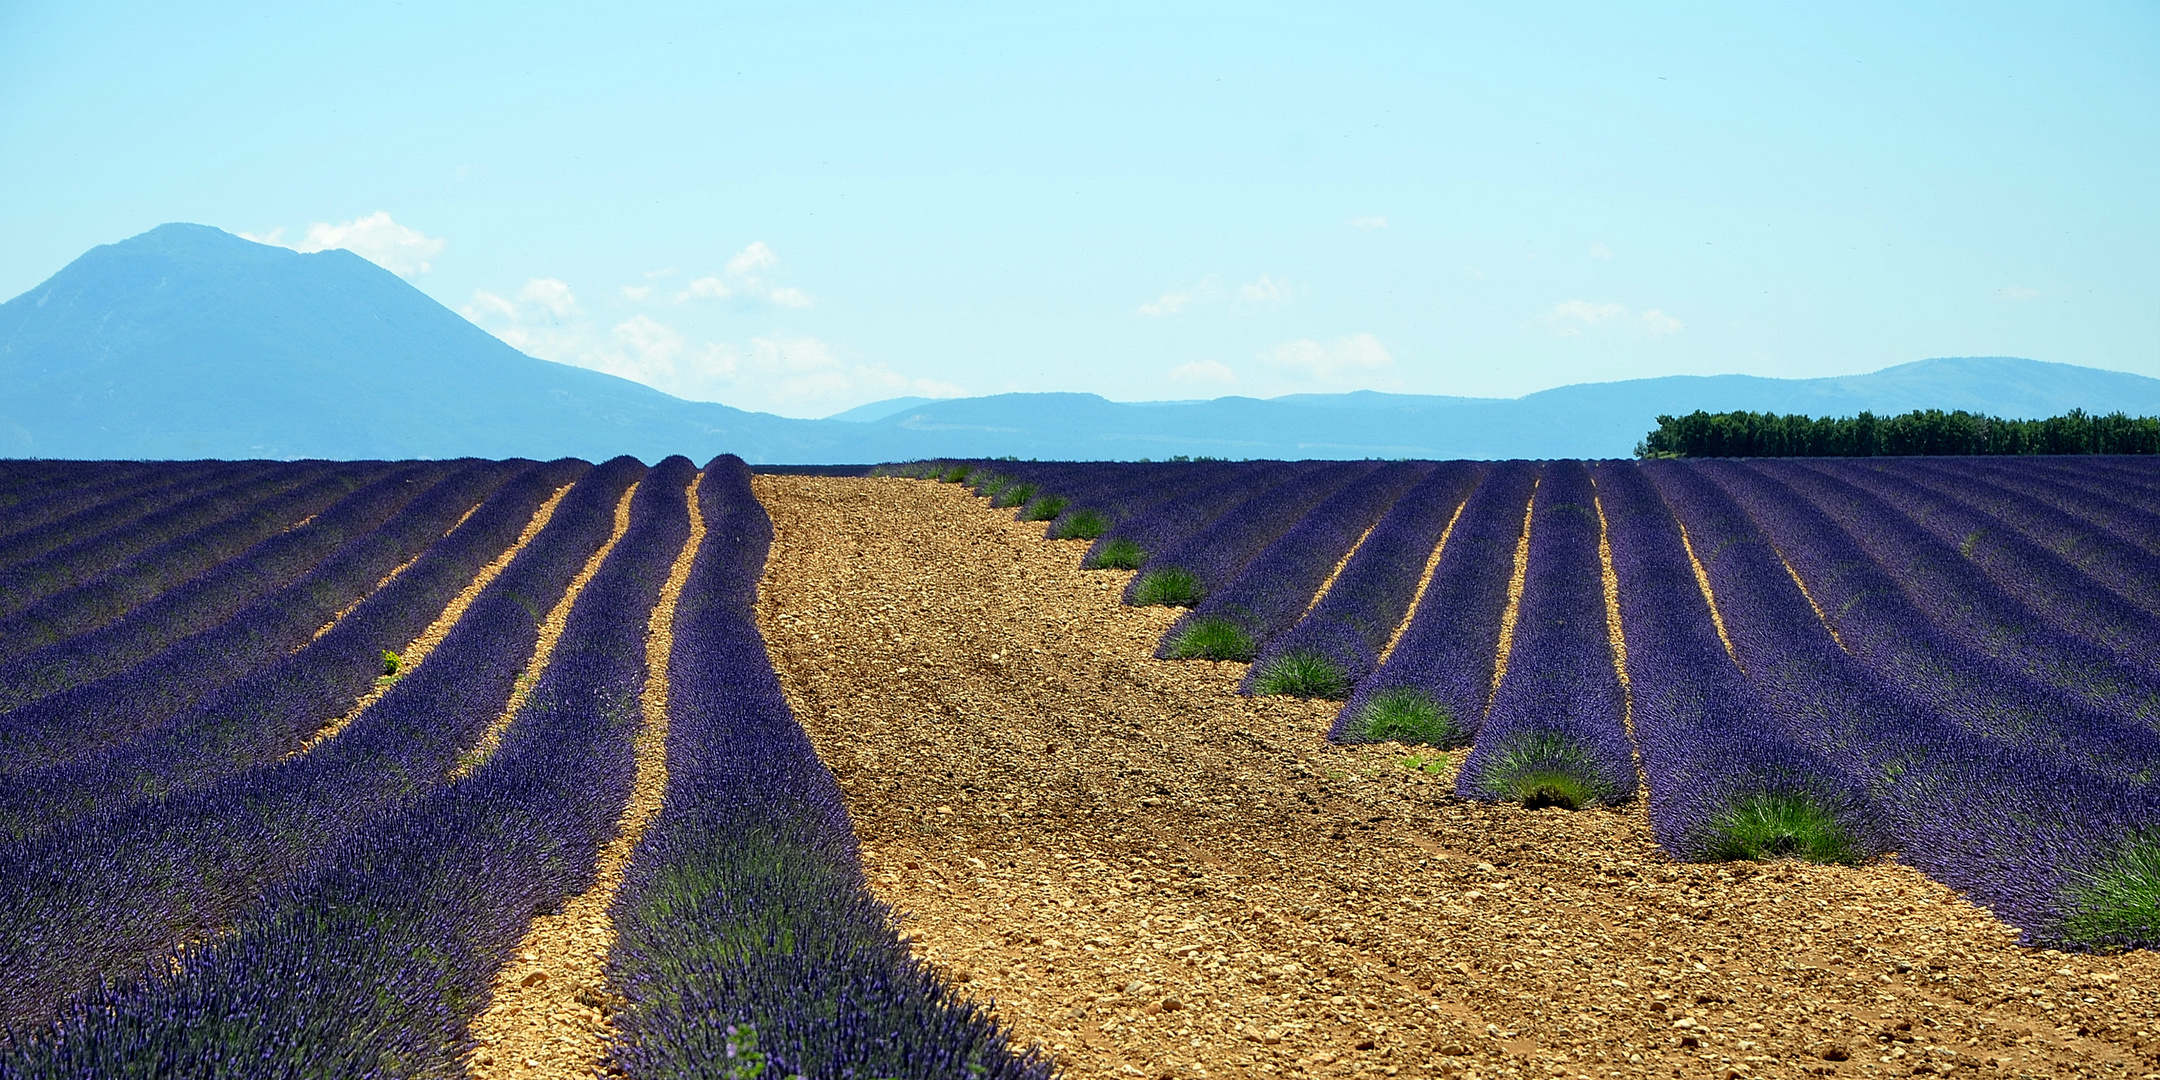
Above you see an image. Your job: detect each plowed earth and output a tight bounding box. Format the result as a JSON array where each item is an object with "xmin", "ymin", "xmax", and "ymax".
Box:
[{"xmin": 753, "ymin": 476, "xmax": 2160, "ymax": 1080}]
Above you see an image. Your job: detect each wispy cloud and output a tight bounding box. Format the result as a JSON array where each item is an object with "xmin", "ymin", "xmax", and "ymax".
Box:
[
  {"xmin": 1138, "ymin": 279, "xmax": 1216, "ymax": 317},
  {"xmin": 462, "ymin": 276, "xmax": 945, "ymax": 417},
  {"xmin": 1997, "ymin": 285, "xmax": 2040, "ymax": 302},
  {"xmin": 1260, "ymin": 333, "xmax": 1399, "ymax": 390},
  {"xmin": 241, "ymin": 211, "xmax": 446, "ymax": 277},
  {"xmin": 1548, "ymin": 300, "xmax": 1628, "ymax": 335},
  {"xmin": 461, "ymin": 278, "xmax": 586, "ymax": 358},
  {"xmin": 1238, "ymin": 274, "xmax": 1295, "ymax": 308},
  {"xmin": 1547, "ymin": 299, "xmax": 1682, "ymax": 338},
  {"xmin": 1348, "ymin": 215, "xmax": 1388, "ymax": 231},
  {"xmin": 1138, "ymin": 274, "xmax": 1295, "ymax": 318},
  {"xmin": 1167, "ymin": 359, "xmax": 1239, "ymax": 389},
  {"xmin": 637, "ymin": 241, "xmax": 814, "ymax": 309}
]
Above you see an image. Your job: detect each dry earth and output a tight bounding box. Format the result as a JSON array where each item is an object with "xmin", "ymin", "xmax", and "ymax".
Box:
[{"xmin": 753, "ymin": 475, "xmax": 2160, "ymax": 1080}]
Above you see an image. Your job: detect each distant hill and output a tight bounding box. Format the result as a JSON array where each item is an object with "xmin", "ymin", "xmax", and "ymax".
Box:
[
  {"xmin": 849, "ymin": 357, "xmax": 2160, "ymax": 461},
  {"xmin": 5, "ymin": 224, "xmax": 2155, "ymax": 462},
  {"xmin": 0, "ymin": 223, "xmax": 863, "ymax": 461}
]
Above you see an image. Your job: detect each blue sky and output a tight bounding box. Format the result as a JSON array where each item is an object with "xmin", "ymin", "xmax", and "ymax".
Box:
[{"xmin": 3, "ymin": 2, "xmax": 2154, "ymax": 418}]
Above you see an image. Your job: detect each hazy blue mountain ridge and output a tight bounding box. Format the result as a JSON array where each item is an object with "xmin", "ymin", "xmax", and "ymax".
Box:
[
  {"xmin": 5, "ymin": 224, "xmax": 2155, "ymax": 462},
  {"xmin": 0, "ymin": 224, "xmax": 861, "ymax": 461},
  {"xmin": 847, "ymin": 356, "xmax": 2160, "ymax": 460}
]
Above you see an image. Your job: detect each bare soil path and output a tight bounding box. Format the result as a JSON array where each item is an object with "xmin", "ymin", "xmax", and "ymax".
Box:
[{"xmin": 754, "ymin": 476, "xmax": 2160, "ymax": 1080}]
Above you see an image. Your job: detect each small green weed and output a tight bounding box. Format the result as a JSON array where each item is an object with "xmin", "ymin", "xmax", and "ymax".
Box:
[
  {"xmin": 939, "ymin": 464, "xmax": 974, "ymax": 483},
  {"xmin": 1166, "ymin": 616, "xmax": 1256, "ymax": 660},
  {"xmin": 993, "ymin": 483, "xmax": 1037, "ymax": 508},
  {"xmin": 1055, "ymin": 508, "xmax": 1110, "ymax": 539},
  {"xmin": 1022, "ymin": 495, "xmax": 1068, "ymax": 520},
  {"xmin": 2061, "ymin": 832, "xmax": 2160, "ymax": 947},
  {"xmin": 1472, "ymin": 732, "xmax": 1617, "ymax": 810},
  {"xmin": 1253, "ymin": 650, "xmax": 1351, "ymax": 699},
  {"xmin": 1701, "ymin": 794, "xmax": 1861, "ymax": 864},
  {"xmin": 974, "ymin": 474, "xmax": 1011, "ymax": 500},
  {"xmin": 1086, "ymin": 538, "xmax": 1145, "ymax": 570},
  {"xmin": 381, "ymin": 649, "xmax": 402, "ymax": 676},
  {"xmin": 1400, "ymin": 751, "xmax": 1450, "ymax": 776},
  {"xmin": 1131, "ymin": 567, "xmax": 1204, "ymax": 607}
]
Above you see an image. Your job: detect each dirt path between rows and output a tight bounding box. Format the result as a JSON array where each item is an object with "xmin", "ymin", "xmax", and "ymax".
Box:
[{"xmin": 754, "ymin": 476, "xmax": 2160, "ymax": 1080}]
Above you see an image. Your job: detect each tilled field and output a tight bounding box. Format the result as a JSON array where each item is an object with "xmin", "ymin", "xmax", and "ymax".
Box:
[{"xmin": 755, "ymin": 475, "xmax": 2160, "ymax": 1080}]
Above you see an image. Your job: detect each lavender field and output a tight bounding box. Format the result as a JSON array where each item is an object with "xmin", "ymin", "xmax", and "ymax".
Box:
[
  {"xmin": 1, "ymin": 451, "xmax": 2155, "ymax": 1076},
  {"xmin": 925, "ymin": 456, "xmax": 2160, "ymax": 953},
  {"xmin": 0, "ymin": 455, "xmax": 1041, "ymax": 1078}
]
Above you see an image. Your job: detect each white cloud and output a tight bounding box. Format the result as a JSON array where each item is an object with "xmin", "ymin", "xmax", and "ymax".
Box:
[
  {"xmin": 241, "ymin": 212, "xmax": 447, "ymax": 277},
  {"xmin": 1548, "ymin": 300, "xmax": 1629, "ymax": 335},
  {"xmin": 1237, "ymin": 274, "xmax": 1295, "ymax": 308},
  {"xmin": 1262, "ymin": 333, "xmax": 1396, "ymax": 383},
  {"xmin": 462, "ymin": 280, "xmax": 946, "ymax": 417},
  {"xmin": 1349, "ymin": 215, "xmax": 1388, "ymax": 231},
  {"xmin": 726, "ymin": 241, "xmax": 779, "ymax": 277},
  {"xmin": 1139, "ymin": 273, "xmax": 1295, "ymax": 317},
  {"xmin": 460, "ymin": 278, "xmax": 586, "ymax": 359},
  {"xmin": 1139, "ymin": 282, "xmax": 1211, "ymax": 318},
  {"xmin": 1547, "ymin": 299, "xmax": 1683, "ymax": 338},
  {"xmin": 1640, "ymin": 308, "xmax": 1684, "ymax": 336},
  {"xmin": 619, "ymin": 285, "xmax": 655, "ymax": 302},
  {"xmin": 298, "ymin": 212, "xmax": 446, "ymax": 276},
  {"xmin": 1167, "ymin": 359, "xmax": 1240, "ymax": 389},
  {"xmin": 518, "ymin": 277, "xmax": 580, "ymax": 319},
  {"xmin": 584, "ymin": 321, "xmax": 959, "ymax": 414},
  {"xmin": 1588, "ymin": 242, "xmax": 1614, "ymax": 261},
  {"xmin": 676, "ymin": 276, "xmax": 733, "ymax": 301},
  {"xmin": 1997, "ymin": 285, "xmax": 2040, "ymax": 302},
  {"xmin": 659, "ymin": 242, "xmax": 811, "ymax": 309}
]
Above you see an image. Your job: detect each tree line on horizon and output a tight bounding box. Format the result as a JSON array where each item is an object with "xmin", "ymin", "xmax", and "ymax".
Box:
[{"xmin": 1635, "ymin": 407, "xmax": 2160, "ymax": 458}]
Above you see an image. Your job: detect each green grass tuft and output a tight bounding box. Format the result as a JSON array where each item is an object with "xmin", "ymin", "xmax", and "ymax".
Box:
[
  {"xmin": 1252, "ymin": 650, "xmax": 1352, "ymax": 699},
  {"xmin": 1022, "ymin": 495, "xmax": 1068, "ymax": 521},
  {"xmin": 2061, "ymin": 833, "xmax": 2160, "ymax": 946},
  {"xmin": 1085, "ymin": 538, "xmax": 1145, "ymax": 569},
  {"xmin": 1400, "ymin": 751, "xmax": 1450, "ymax": 776},
  {"xmin": 1700, "ymin": 794, "xmax": 1861, "ymax": 864},
  {"xmin": 1343, "ymin": 686, "xmax": 1458, "ymax": 744},
  {"xmin": 1166, "ymin": 616, "xmax": 1256, "ymax": 660},
  {"xmin": 974, "ymin": 474, "xmax": 1011, "ymax": 500},
  {"xmin": 1131, "ymin": 566, "xmax": 1205, "ymax": 607},
  {"xmin": 993, "ymin": 482, "xmax": 1038, "ymax": 508},
  {"xmin": 1472, "ymin": 732, "xmax": 1617, "ymax": 810},
  {"xmin": 939, "ymin": 464, "xmax": 975, "ymax": 483},
  {"xmin": 1055, "ymin": 508, "xmax": 1110, "ymax": 539}
]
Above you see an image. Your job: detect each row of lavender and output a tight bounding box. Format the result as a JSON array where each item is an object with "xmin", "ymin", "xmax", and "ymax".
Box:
[
  {"xmin": 921, "ymin": 456, "xmax": 2160, "ymax": 949},
  {"xmin": 0, "ymin": 455, "xmax": 641, "ymax": 1032},
  {"xmin": 0, "ymin": 457, "xmax": 1041, "ymax": 1075},
  {"xmin": 604, "ymin": 457, "xmax": 1047, "ymax": 1078}
]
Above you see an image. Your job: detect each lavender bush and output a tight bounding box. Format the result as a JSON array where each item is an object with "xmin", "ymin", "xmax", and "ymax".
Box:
[
  {"xmin": 1453, "ymin": 462, "xmax": 1635, "ymax": 808},
  {"xmin": 1332, "ymin": 461, "xmax": 1541, "ymax": 746}
]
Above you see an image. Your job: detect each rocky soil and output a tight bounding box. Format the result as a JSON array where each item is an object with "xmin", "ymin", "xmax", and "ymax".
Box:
[{"xmin": 753, "ymin": 475, "xmax": 2160, "ymax": 1080}]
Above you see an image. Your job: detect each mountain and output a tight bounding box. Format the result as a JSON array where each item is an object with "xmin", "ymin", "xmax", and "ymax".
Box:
[
  {"xmin": 0, "ymin": 223, "xmax": 865, "ymax": 461},
  {"xmin": 842, "ymin": 357, "xmax": 2160, "ymax": 460},
  {"xmin": 5, "ymin": 224, "xmax": 2156, "ymax": 462}
]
